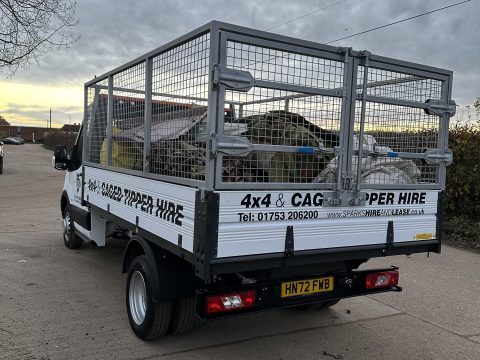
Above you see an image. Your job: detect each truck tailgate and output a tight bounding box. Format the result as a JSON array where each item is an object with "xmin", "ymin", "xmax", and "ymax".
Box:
[{"xmin": 217, "ymin": 190, "xmax": 439, "ymax": 257}]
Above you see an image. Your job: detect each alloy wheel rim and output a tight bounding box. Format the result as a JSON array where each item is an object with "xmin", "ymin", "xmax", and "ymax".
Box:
[
  {"xmin": 129, "ymin": 270, "xmax": 147, "ymax": 325},
  {"xmin": 63, "ymin": 212, "xmax": 71, "ymax": 243}
]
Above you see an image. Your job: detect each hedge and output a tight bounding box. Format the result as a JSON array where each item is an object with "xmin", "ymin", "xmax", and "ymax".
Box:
[
  {"xmin": 445, "ymin": 120, "xmax": 480, "ymax": 221},
  {"xmin": 43, "ymin": 131, "xmax": 77, "ymax": 152}
]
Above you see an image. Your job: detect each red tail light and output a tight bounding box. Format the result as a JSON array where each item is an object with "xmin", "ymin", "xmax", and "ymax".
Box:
[
  {"xmin": 206, "ymin": 290, "xmax": 256, "ymax": 314},
  {"xmin": 365, "ymin": 270, "xmax": 399, "ymax": 289}
]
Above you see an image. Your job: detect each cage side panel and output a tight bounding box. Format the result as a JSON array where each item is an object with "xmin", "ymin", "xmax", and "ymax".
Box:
[
  {"xmin": 149, "ymin": 33, "xmax": 210, "ymax": 181},
  {"xmin": 84, "ymin": 166, "xmax": 196, "ymax": 252},
  {"xmin": 84, "ymin": 32, "xmax": 210, "ymax": 184},
  {"xmin": 216, "ymin": 190, "xmax": 439, "ymax": 258},
  {"xmin": 85, "ymin": 79, "xmax": 109, "ymax": 164},
  {"xmin": 110, "ymin": 63, "xmax": 147, "ymax": 171}
]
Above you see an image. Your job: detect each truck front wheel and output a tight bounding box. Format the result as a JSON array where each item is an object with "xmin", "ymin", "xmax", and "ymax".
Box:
[
  {"xmin": 62, "ymin": 207, "xmax": 83, "ymax": 249},
  {"xmin": 126, "ymin": 255, "xmax": 172, "ymax": 340}
]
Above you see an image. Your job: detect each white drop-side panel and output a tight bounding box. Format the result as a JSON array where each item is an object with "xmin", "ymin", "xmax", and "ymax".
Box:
[
  {"xmin": 217, "ymin": 190, "xmax": 439, "ymax": 258},
  {"xmin": 84, "ymin": 166, "xmax": 197, "ymax": 252}
]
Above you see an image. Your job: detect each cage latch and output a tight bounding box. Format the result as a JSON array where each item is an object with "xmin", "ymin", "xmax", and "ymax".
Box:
[
  {"xmin": 318, "ymin": 144, "xmax": 341, "ymax": 157},
  {"xmin": 210, "ymin": 134, "xmax": 253, "ymax": 157},
  {"xmin": 424, "ymin": 99, "xmax": 457, "ymax": 116},
  {"xmin": 213, "ymin": 66, "xmax": 256, "ymax": 92},
  {"xmin": 423, "ymin": 148, "xmax": 453, "ymax": 165}
]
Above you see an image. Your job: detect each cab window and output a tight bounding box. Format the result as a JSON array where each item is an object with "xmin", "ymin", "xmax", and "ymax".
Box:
[{"xmin": 70, "ymin": 126, "xmax": 83, "ymax": 171}]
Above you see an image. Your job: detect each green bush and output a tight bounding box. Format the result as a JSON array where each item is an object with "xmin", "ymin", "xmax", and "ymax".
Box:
[
  {"xmin": 43, "ymin": 131, "xmax": 77, "ymax": 152},
  {"xmin": 445, "ymin": 121, "xmax": 480, "ymax": 221}
]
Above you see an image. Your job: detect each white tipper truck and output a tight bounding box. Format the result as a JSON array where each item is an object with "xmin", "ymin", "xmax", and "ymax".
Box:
[{"xmin": 52, "ymin": 21, "xmax": 455, "ymax": 340}]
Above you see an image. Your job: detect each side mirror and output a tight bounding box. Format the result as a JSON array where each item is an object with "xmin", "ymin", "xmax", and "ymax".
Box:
[{"xmin": 53, "ymin": 145, "xmax": 69, "ymax": 170}]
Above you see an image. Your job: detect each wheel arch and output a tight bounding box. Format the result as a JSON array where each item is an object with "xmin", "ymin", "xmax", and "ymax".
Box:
[
  {"xmin": 123, "ymin": 235, "xmax": 196, "ymax": 303},
  {"xmin": 60, "ymin": 191, "xmax": 69, "ymax": 217},
  {"xmin": 123, "ymin": 237, "xmax": 148, "ymax": 274}
]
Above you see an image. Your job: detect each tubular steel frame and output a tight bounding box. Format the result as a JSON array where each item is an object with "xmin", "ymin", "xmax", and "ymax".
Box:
[{"xmin": 82, "ymin": 21, "xmax": 455, "ymax": 195}]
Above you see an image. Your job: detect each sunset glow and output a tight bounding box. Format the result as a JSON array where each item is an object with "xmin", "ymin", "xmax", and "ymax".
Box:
[{"xmin": 0, "ymin": 80, "xmax": 83, "ymax": 127}]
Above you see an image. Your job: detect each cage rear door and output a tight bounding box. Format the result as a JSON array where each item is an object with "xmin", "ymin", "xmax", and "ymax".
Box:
[{"xmin": 209, "ymin": 26, "xmax": 454, "ymax": 258}]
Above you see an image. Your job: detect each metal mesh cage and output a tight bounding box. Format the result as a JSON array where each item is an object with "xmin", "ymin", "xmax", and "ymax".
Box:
[
  {"xmin": 86, "ymin": 79, "xmax": 108, "ymax": 164},
  {"xmin": 358, "ymin": 102, "xmax": 440, "ymax": 153},
  {"xmin": 83, "ymin": 23, "xmax": 453, "ymax": 190},
  {"xmin": 226, "ymin": 41, "xmax": 344, "ymax": 90},
  {"xmin": 352, "ymin": 66, "xmax": 443, "ymax": 186},
  {"xmin": 223, "ymin": 89, "xmax": 341, "ymax": 183},
  {"xmin": 109, "ymin": 62, "xmax": 146, "ymax": 171},
  {"xmin": 359, "ymin": 67, "xmax": 443, "ymax": 103},
  {"xmin": 85, "ymin": 33, "xmax": 210, "ymax": 182},
  {"xmin": 221, "ymin": 40, "xmax": 344, "ymax": 184},
  {"xmin": 149, "ymin": 33, "xmax": 210, "ymax": 180}
]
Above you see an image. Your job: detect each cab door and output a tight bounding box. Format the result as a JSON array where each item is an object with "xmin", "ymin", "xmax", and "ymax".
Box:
[{"xmin": 63, "ymin": 126, "xmax": 86, "ymax": 216}]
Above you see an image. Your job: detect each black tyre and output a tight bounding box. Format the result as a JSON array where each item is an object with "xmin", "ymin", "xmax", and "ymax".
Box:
[
  {"xmin": 126, "ymin": 255, "xmax": 172, "ymax": 340},
  {"xmin": 168, "ymin": 296, "xmax": 195, "ymax": 335},
  {"xmin": 295, "ymin": 299, "xmax": 341, "ymax": 311},
  {"xmin": 0, "ymin": 157, "xmax": 3, "ymax": 174},
  {"xmin": 62, "ymin": 206, "xmax": 83, "ymax": 249}
]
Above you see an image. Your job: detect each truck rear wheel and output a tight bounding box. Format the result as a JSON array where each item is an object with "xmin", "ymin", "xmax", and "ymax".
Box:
[
  {"xmin": 62, "ymin": 207, "xmax": 83, "ymax": 249},
  {"xmin": 126, "ymin": 255, "xmax": 172, "ymax": 340},
  {"xmin": 168, "ymin": 296, "xmax": 195, "ymax": 335}
]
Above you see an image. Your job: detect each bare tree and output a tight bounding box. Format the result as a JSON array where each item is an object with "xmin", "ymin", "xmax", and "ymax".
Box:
[
  {"xmin": 0, "ymin": 0, "xmax": 78, "ymax": 74},
  {"xmin": 0, "ymin": 115, "xmax": 10, "ymax": 125}
]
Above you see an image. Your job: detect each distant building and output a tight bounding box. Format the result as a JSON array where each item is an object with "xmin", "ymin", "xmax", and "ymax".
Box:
[
  {"xmin": 0, "ymin": 124, "xmax": 80, "ymax": 142},
  {"xmin": 60, "ymin": 124, "xmax": 81, "ymax": 133}
]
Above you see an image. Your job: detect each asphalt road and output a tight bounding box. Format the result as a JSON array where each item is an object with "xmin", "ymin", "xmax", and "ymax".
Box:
[{"xmin": 0, "ymin": 144, "xmax": 479, "ymax": 360}]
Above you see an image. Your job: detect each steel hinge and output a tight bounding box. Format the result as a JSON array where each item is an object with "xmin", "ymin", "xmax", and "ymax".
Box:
[
  {"xmin": 341, "ymin": 173, "xmax": 353, "ymax": 191},
  {"xmin": 212, "ymin": 66, "xmax": 256, "ymax": 92},
  {"xmin": 210, "ymin": 133, "xmax": 253, "ymax": 158},
  {"xmin": 424, "ymin": 148, "xmax": 453, "ymax": 166},
  {"xmin": 424, "ymin": 99, "xmax": 457, "ymax": 116},
  {"xmin": 349, "ymin": 191, "xmax": 367, "ymax": 206}
]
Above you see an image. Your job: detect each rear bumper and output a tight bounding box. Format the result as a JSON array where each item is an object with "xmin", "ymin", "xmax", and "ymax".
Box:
[
  {"xmin": 196, "ymin": 266, "xmax": 401, "ymax": 321},
  {"xmin": 209, "ymin": 241, "xmax": 440, "ymax": 275}
]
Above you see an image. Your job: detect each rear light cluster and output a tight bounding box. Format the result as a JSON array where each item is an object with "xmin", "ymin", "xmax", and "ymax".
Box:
[
  {"xmin": 365, "ymin": 270, "xmax": 399, "ymax": 289},
  {"xmin": 206, "ymin": 290, "xmax": 256, "ymax": 314},
  {"xmin": 204, "ymin": 271, "xmax": 398, "ymax": 315}
]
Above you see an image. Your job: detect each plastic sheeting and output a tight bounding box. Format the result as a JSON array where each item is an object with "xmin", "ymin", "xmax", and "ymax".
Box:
[{"xmin": 314, "ymin": 134, "xmax": 420, "ymax": 184}]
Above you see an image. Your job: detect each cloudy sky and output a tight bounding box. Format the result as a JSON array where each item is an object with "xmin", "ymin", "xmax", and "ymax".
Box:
[{"xmin": 0, "ymin": 0, "xmax": 478, "ymax": 127}]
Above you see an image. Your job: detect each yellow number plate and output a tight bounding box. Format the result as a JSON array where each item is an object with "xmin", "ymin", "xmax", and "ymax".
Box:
[{"xmin": 281, "ymin": 276, "xmax": 334, "ymax": 298}]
